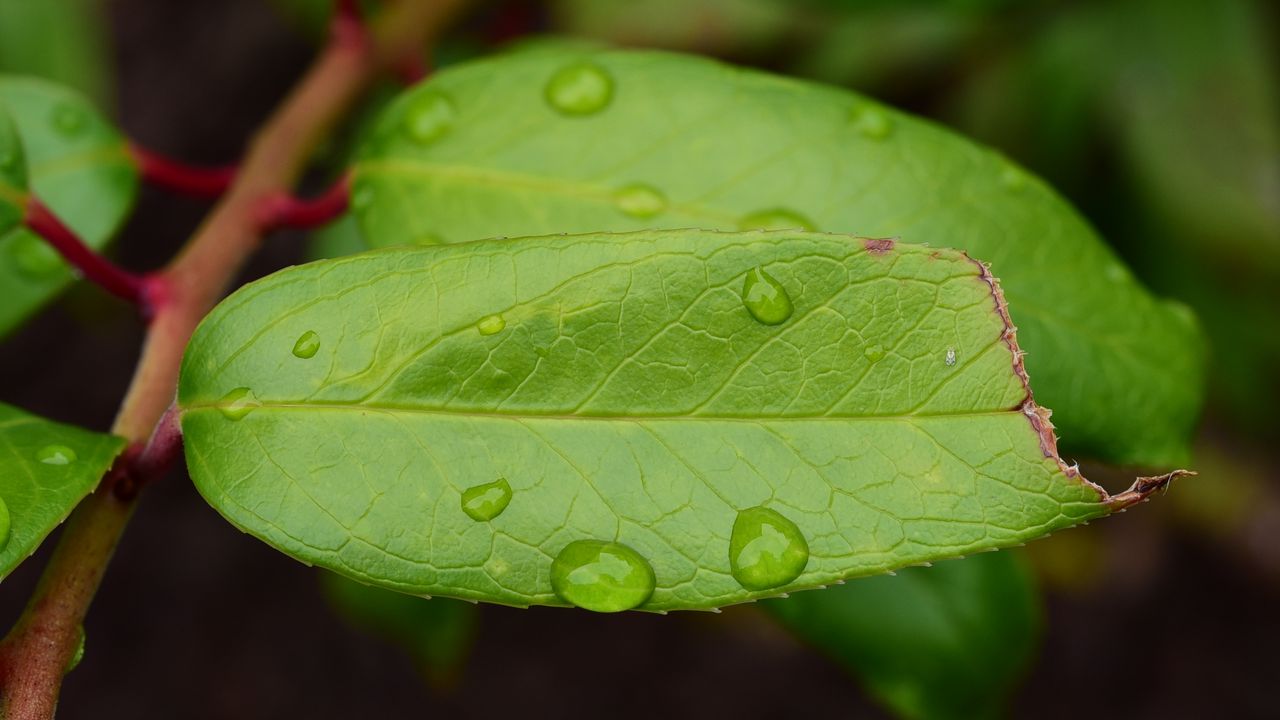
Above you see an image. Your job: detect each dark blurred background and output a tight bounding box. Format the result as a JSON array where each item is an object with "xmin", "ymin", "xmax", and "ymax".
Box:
[{"xmin": 0, "ymin": 0, "xmax": 1277, "ymax": 717}]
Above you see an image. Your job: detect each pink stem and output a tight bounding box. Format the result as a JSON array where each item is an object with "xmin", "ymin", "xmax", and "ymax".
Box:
[
  {"xmin": 128, "ymin": 143, "xmax": 238, "ymax": 198},
  {"xmin": 256, "ymin": 173, "xmax": 352, "ymax": 231},
  {"xmin": 22, "ymin": 197, "xmax": 148, "ymax": 307}
]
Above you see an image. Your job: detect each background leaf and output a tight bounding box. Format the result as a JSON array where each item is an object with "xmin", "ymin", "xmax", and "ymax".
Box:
[
  {"xmin": 0, "ymin": 0, "xmax": 112, "ymax": 106},
  {"xmin": 0, "ymin": 77, "xmax": 139, "ymax": 338},
  {"xmin": 765, "ymin": 551, "xmax": 1040, "ymax": 720},
  {"xmin": 179, "ymin": 229, "xmax": 1126, "ymax": 612},
  {"xmin": 349, "ymin": 47, "xmax": 1204, "ymax": 468},
  {"xmin": 0, "ymin": 401, "xmax": 126, "ymax": 580}
]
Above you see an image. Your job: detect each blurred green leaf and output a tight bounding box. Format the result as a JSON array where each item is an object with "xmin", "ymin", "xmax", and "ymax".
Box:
[
  {"xmin": 0, "ymin": 0, "xmax": 112, "ymax": 106},
  {"xmin": 321, "ymin": 571, "xmax": 477, "ymax": 687},
  {"xmin": 0, "ymin": 77, "xmax": 139, "ymax": 338},
  {"xmin": 765, "ymin": 552, "xmax": 1040, "ymax": 720}
]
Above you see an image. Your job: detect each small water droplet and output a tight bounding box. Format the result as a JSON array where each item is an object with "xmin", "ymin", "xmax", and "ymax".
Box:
[
  {"xmin": 0, "ymin": 495, "xmax": 10, "ymax": 550},
  {"xmin": 9, "ymin": 235, "xmax": 64, "ymax": 278},
  {"xmin": 738, "ymin": 209, "xmax": 815, "ymax": 232},
  {"xmin": 551, "ymin": 539, "xmax": 655, "ymax": 612},
  {"xmin": 544, "ymin": 62, "xmax": 614, "ymax": 116},
  {"xmin": 729, "ymin": 506, "xmax": 810, "ymax": 591},
  {"xmin": 1104, "ymin": 262, "xmax": 1129, "ymax": 283},
  {"xmin": 945, "ymin": 347, "xmax": 957, "ymax": 366},
  {"xmin": 51, "ymin": 104, "xmax": 86, "ymax": 137},
  {"xmin": 1000, "ymin": 165, "xmax": 1026, "ymax": 191},
  {"xmin": 742, "ymin": 267, "xmax": 793, "ymax": 325},
  {"xmin": 351, "ymin": 181, "xmax": 375, "ymax": 211},
  {"xmin": 864, "ymin": 343, "xmax": 886, "ymax": 362},
  {"xmin": 37, "ymin": 444, "xmax": 77, "ymax": 466},
  {"xmin": 852, "ymin": 106, "xmax": 892, "ymax": 140},
  {"xmin": 461, "ymin": 478, "xmax": 512, "ymax": 521},
  {"xmin": 218, "ymin": 387, "xmax": 260, "ymax": 421},
  {"xmin": 613, "ymin": 184, "xmax": 666, "ymax": 218},
  {"xmin": 292, "ymin": 331, "xmax": 320, "ymax": 359},
  {"xmin": 414, "ymin": 233, "xmax": 443, "ymax": 246},
  {"xmin": 400, "ymin": 91, "xmax": 455, "ymax": 145},
  {"xmin": 477, "ymin": 314, "xmax": 506, "ymax": 336}
]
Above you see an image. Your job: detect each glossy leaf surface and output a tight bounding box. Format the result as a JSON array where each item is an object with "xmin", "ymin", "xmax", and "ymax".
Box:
[
  {"xmin": 179, "ymin": 229, "xmax": 1142, "ymax": 611},
  {"xmin": 0, "ymin": 402, "xmax": 125, "ymax": 580},
  {"xmin": 0, "ymin": 76, "xmax": 138, "ymax": 337},
  {"xmin": 351, "ymin": 47, "xmax": 1204, "ymax": 467}
]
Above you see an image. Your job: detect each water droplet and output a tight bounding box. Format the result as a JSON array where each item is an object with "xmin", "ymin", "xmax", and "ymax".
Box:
[
  {"xmin": 742, "ymin": 267, "xmax": 793, "ymax": 325},
  {"xmin": 738, "ymin": 209, "xmax": 815, "ymax": 232},
  {"xmin": 0, "ymin": 495, "xmax": 10, "ymax": 551},
  {"xmin": 51, "ymin": 104, "xmax": 86, "ymax": 137},
  {"xmin": 852, "ymin": 106, "xmax": 892, "ymax": 139},
  {"xmin": 945, "ymin": 347, "xmax": 957, "ymax": 366},
  {"xmin": 613, "ymin": 184, "xmax": 666, "ymax": 218},
  {"xmin": 729, "ymin": 506, "xmax": 810, "ymax": 591},
  {"xmin": 414, "ymin": 233, "xmax": 443, "ymax": 246},
  {"xmin": 292, "ymin": 331, "xmax": 320, "ymax": 359},
  {"xmin": 544, "ymin": 62, "xmax": 614, "ymax": 116},
  {"xmin": 400, "ymin": 91, "xmax": 455, "ymax": 145},
  {"xmin": 218, "ymin": 387, "xmax": 260, "ymax": 421},
  {"xmin": 460, "ymin": 478, "xmax": 512, "ymax": 521},
  {"xmin": 351, "ymin": 181, "xmax": 375, "ymax": 211},
  {"xmin": 1000, "ymin": 165, "xmax": 1026, "ymax": 191},
  {"xmin": 864, "ymin": 343, "xmax": 886, "ymax": 362},
  {"xmin": 477, "ymin": 314, "xmax": 506, "ymax": 336},
  {"xmin": 1104, "ymin": 262, "xmax": 1129, "ymax": 283},
  {"xmin": 551, "ymin": 539, "xmax": 655, "ymax": 612},
  {"xmin": 37, "ymin": 444, "xmax": 77, "ymax": 466},
  {"xmin": 9, "ymin": 235, "xmax": 64, "ymax": 278}
]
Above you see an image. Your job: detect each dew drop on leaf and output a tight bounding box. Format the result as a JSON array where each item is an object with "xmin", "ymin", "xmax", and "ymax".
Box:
[
  {"xmin": 544, "ymin": 62, "xmax": 614, "ymax": 116},
  {"xmin": 460, "ymin": 478, "xmax": 512, "ymax": 521},
  {"xmin": 413, "ymin": 233, "xmax": 443, "ymax": 246},
  {"xmin": 852, "ymin": 106, "xmax": 892, "ymax": 140},
  {"xmin": 550, "ymin": 539, "xmax": 655, "ymax": 612},
  {"xmin": 36, "ymin": 444, "xmax": 77, "ymax": 466},
  {"xmin": 350, "ymin": 181, "xmax": 375, "ymax": 211},
  {"xmin": 400, "ymin": 91, "xmax": 455, "ymax": 145},
  {"xmin": 1000, "ymin": 165, "xmax": 1026, "ymax": 191},
  {"xmin": 291, "ymin": 330, "xmax": 320, "ymax": 359},
  {"xmin": 729, "ymin": 506, "xmax": 810, "ymax": 591},
  {"xmin": 737, "ymin": 208, "xmax": 815, "ymax": 232},
  {"xmin": 742, "ymin": 267, "xmax": 793, "ymax": 325},
  {"xmin": 864, "ymin": 343, "xmax": 886, "ymax": 362},
  {"xmin": 9, "ymin": 235, "xmax": 65, "ymax": 278},
  {"xmin": 476, "ymin": 314, "xmax": 506, "ymax": 336},
  {"xmin": 613, "ymin": 183, "xmax": 666, "ymax": 218},
  {"xmin": 218, "ymin": 387, "xmax": 261, "ymax": 421},
  {"xmin": 50, "ymin": 104, "xmax": 86, "ymax": 137}
]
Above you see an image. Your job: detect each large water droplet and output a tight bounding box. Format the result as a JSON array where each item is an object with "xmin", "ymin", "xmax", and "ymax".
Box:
[
  {"xmin": 551, "ymin": 539, "xmax": 655, "ymax": 612},
  {"xmin": 218, "ymin": 387, "xmax": 260, "ymax": 421},
  {"xmin": 461, "ymin": 478, "xmax": 512, "ymax": 521},
  {"xmin": 614, "ymin": 184, "xmax": 666, "ymax": 218},
  {"xmin": 738, "ymin": 209, "xmax": 815, "ymax": 232},
  {"xmin": 9, "ymin": 235, "xmax": 64, "ymax": 278},
  {"xmin": 852, "ymin": 106, "xmax": 892, "ymax": 140},
  {"xmin": 864, "ymin": 343, "xmax": 886, "ymax": 362},
  {"xmin": 292, "ymin": 330, "xmax": 320, "ymax": 359},
  {"xmin": 742, "ymin": 267, "xmax": 793, "ymax": 325},
  {"xmin": 544, "ymin": 62, "xmax": 614, "ymax": 116},
  {"xmin": 400, "ymin": 91, "xmax": 455, "ymax": 145},
  {"xmin": 477, "ymin": 314, "xmax": 506, "ymax": 336},
  {"xmin": 0, "ymin": 495, "xmax": 10, "ymax": 551},
  {"xmin": 729, "ymin": 506, "xmax": 810, "ymax": 591},
  {"xmin": 37, "ymin": 444, "xmax": 77, "ymax": 466},
  {"xmin": 51, "ymin": 104, "xmax": 86, "ymax": 137}
]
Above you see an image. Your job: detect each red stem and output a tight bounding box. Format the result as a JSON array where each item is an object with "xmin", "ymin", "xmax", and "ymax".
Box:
[
  {"xmin": 22, "ymin": 197, "xmax": 150, "ymax": 308},
  {"xmin": 128, "ymin": 144, "xmax": 238, "ymax": 198},
  {"xmin": 256, "ymin": 173, "xmax": 352, "ymax": 231}
]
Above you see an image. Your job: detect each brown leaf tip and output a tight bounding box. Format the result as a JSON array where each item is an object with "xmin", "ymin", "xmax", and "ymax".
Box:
[
  {"xmin": 864, "ymin": 238, "xmax": 896, "ymax": 254},
  {"xmin": 1105, "ymin": 470, "xmax": 1197, "ymax": 510}
]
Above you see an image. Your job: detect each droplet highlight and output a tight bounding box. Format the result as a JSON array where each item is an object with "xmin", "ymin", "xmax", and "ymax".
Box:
[
  {"xmin": 1000, "ymin": 165, "xmax": 1026, "ymax": 191},
  {"xmin": 738, "ymin": 208, "xmax": 815, "ymax": 232},
  {"xmin": 864, "ymin": 343, "xmax": 886, "ymax": 363},
  {"xmin": 400, "ymin": 91, "xmax": 455, "ymax": 145},
  {"xmin": 613, "ymin": 184, "xmax": 667, "ymax": 218},
  {"xmin": 51, "ymin": 104, "xmax": 86, "ymax": 137},
  {"xmin": 291, "ymin": 331, "xmax": 320, "ymax": 359},
  {"xmin": 218, "ymin": 387, "xmax": 261, "ymax": 421},
  {"xmin": 551, "ymin": 539, "xmax": 655, "ymax": 612},
  {"xmin": 37, "ymin": 444, "xmax": 77, "ymax": 466},
  {"xmin": 544, "ymin": 62, "xmax": 614, "ymax": 116},
  {"xmin": 852, "ymin": 106, "xmax": 892, "ymax": 140},
  {"xmin": 477, "ymin": 314, "xmax": 506, "ymax": 336},
  {"xmin": 460, "ymin": 478, "xmax": 513, "ymax": 521},
  {"xmin": 350, "ymin": 180, "xmax": 375, "ymax": 211},
  {"xmin": 729, "ymin": 506, "xmax": 810, "ymax": 591},
  {"xmin": 742, "ymin": 267, "xmax": 793, "ymax": 325}
]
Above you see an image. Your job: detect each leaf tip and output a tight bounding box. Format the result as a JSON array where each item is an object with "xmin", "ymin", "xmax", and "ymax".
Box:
[{"xmin": 1105, "ymin": 470, "xmax": 1196, "ymax": 511}]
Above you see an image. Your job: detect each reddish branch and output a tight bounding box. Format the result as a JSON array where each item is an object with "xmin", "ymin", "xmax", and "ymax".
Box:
[
  {"xmin": 128, "ymin": 144, "xmax": 238, "ymax": 198},
  {"xmin": 22, "ymin": 197, "xmax": 151, "ymax": 309},
  {"xmin": 0, "ymin": 1, "xmax": 468, "ymax": 717},
  {"xmin": 256, "ymin": 173, "xmax": 352, "ymax": 231}
]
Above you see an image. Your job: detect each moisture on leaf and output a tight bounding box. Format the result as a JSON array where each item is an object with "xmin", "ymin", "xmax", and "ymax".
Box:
[
  {"xmin": 0, "ymin": 76, "xmax": 139, "ymax": 338},
  {"xmin": 350, "ymin": 47, "xmax": 1205, "ymax": 468},
  {"xmin": 0, "ymin": 401, "xmax": 126, "ymax": 580},
  {"xmin": 178, "ymin": 229, "xmax": 1177, "ymax": 612}
]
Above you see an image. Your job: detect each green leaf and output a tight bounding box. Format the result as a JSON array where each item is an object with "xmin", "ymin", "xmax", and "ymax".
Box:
[
  {"xmin": 0, "ymin": 106, "xmax": 26, "ymax": 237},
  {"xmin": 321, "ymin": 571, "xmax": 477, "ymax": 687},
  {"xmin": 0, "ymin": 76, "xmax": 139, "ymax": 338},
  {"xmin": 765, "ymin": 552, "xmax": 1040, "ymax": 720},
  {"xmin": 0, "ymin": 0, "xmax": 113, "ymax": 106},
  {"xmin": 178, "ymin": 229, "xmax": 1157, "ymax": 612},
  {"xmin": 0, "ymin": 402, "xmax": 126, "ymax": 580},
  {"xmin": 350, "ymin": 47, "xmax": 1204, "ymax": 468}
]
